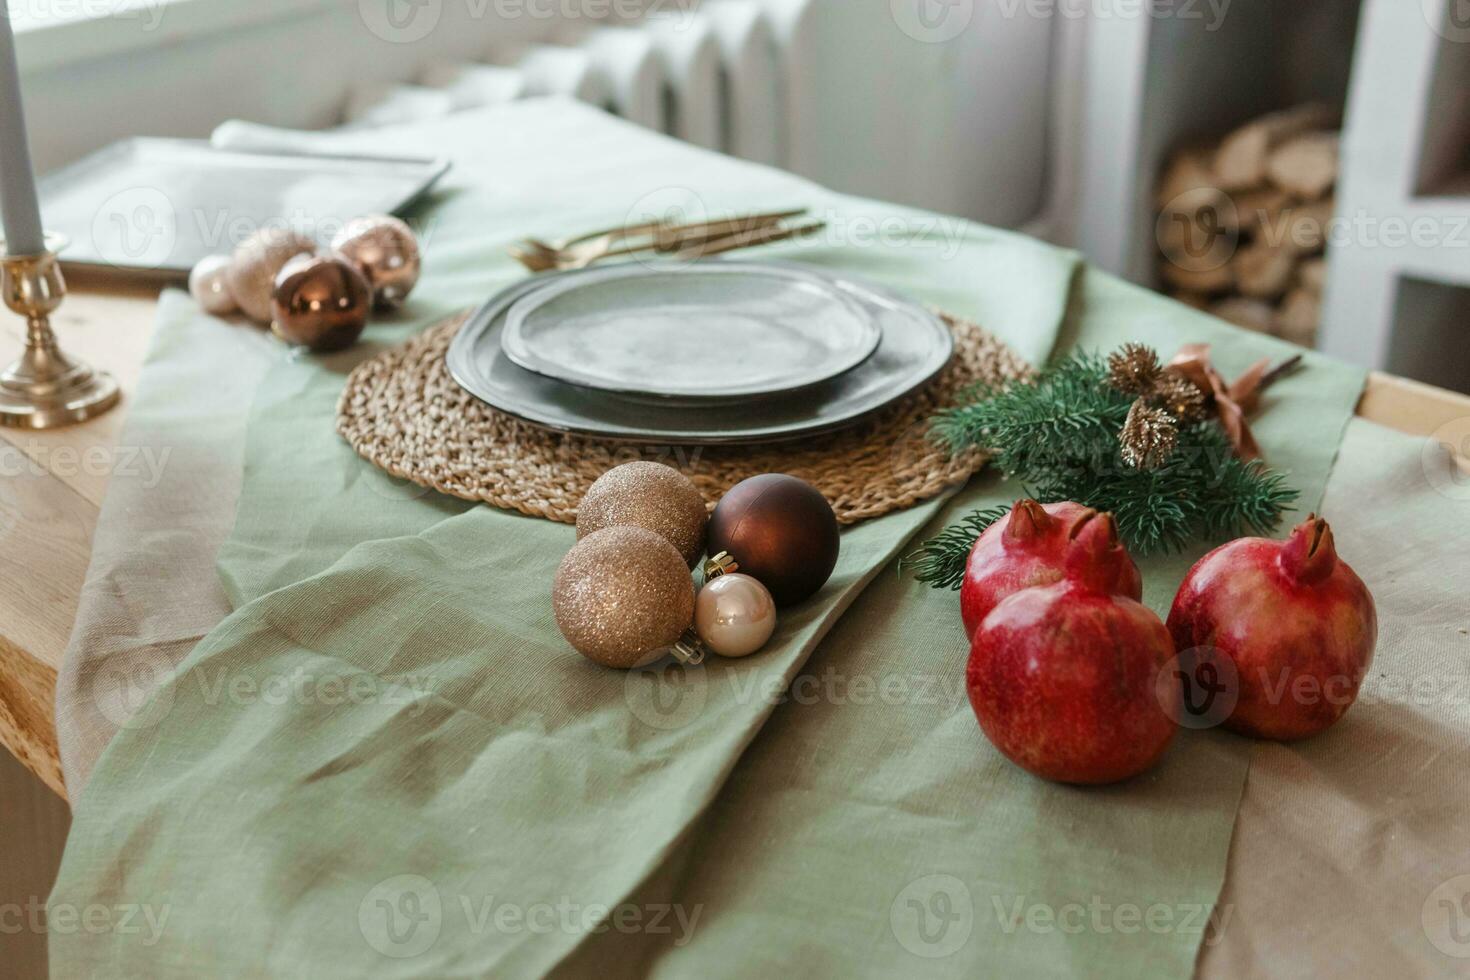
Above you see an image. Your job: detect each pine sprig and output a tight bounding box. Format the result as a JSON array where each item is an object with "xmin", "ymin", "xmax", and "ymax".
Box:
[
  {"xmin": 899, "ymin": 505, "xmax": 1012, "ymax": 591},
  {"xmin": 905, "ymin": 348, "xmax": 1300, "ymax": 587},
  {"xmin": 931, "ymin": 353, "xmax": 1132, "ymax": 482}
]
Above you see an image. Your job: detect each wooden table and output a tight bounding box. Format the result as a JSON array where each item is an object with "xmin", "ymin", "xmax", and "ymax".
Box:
[
  {"xmin": 0, "ymin": 275, "xmax": 161, "ymax": 799},
  {"xmin": 3, "ymin": 278, "xmax": 1469, "ymax": 802}
]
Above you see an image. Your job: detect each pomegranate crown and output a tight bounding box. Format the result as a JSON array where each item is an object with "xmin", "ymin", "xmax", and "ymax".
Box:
[
  {"xmin": 1003, "ymin": 499, "xmax": 1053, "ymax": 545},
  {"xmin": 1063, "ymin": 511, "xmax": 1131, "ymax": 591},
  {"xmin": 1004, "ymin": 500, "xmax": 1102, "ymax": 549},
  {"xmin": 1279, "ymin": 513, "xmax": 1338, "ymax": 584}
]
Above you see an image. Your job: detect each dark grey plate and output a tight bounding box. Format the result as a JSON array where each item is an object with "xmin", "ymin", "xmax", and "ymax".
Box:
[
  {"xmin": 38, "ymin": 138, "xmax": 450, "ymax": 281},
  {"xmin": 446, "ymin": 264, "xmax": 954, "ymax": 445},
  {"xmin": 499, "ymin": 262, "xmax": 882, "ymax": 403}
]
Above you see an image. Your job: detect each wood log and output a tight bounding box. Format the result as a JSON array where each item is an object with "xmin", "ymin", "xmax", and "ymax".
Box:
[
  {"xmin": 1214, "ymin": 103, "xmax": 1337, "ymax": 190},
  {"xmin": 1160, "ymin": 258, "xmax": 1233, "ymax": 295},
  {"xmin": 1276, "ymin": 199, "xmax": 1336, "ymax": 253},
  {"xmin": 1267, "ymin": 132, "xmax": 1340, "ymax": 199},
  {"xmin": 1231, "ymin": 241, "xmax": 1297, "ymax": 299},
  {"xmin": 1225, "ymin": 188, "xmax": 1292, "ymax": 237},
  {"xmin": 1276, "ymin": 287, "xmax": 1321, "ymax": 347},
  {"xmin": 1159, "ymin": 184, "xmax": 1230, "ymax": 220},
  {"xmin": 1157, "ymin": 186, "xmax": 1239, "ymax": 286},
  {"xmin": 1156, "ymin": 213, "xmax": 1194, "ymax": 258},
  {"xmin": 1156, "ymin": 190, "xmax": 1233, "ymax": 258},
  {"xmin": 1298, "ymin": 257, "xmax": 1328, "ymax": 294},
  {"xmin": 1156, "ymin": 147, "xmax": 1221, "ymax": 208},
  {"xmin": 1210, "ymin": 297, "xmax": 1276, "ymax": 334}
]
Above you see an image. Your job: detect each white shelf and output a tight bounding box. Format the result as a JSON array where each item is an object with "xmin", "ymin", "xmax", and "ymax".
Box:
[
  {"xmin": 1066, "ymin": 0, "xmax": 1466, "ymax": 390},
  {"xmin": 1318, "ymin": 0, "xmax": 1470, "ymax": 389}
]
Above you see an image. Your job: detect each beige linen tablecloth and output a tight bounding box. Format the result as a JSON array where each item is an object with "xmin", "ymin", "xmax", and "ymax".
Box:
[
  {"xmin": 1201, "ymin": 417, "xmax": 1470, "ymax": 978},
  {"xmin": 55, "ymin": 307, "xmax": 276, "ymax": 788}
]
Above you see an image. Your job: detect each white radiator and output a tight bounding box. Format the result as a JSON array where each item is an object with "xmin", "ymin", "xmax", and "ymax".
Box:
[
  {"xmin": 330, "ymin": 2, "xmax": 1052, "ymax": 227},
  {"xmin": 342, "ymin": 1, "xmax": 780, "ymax": 166}
]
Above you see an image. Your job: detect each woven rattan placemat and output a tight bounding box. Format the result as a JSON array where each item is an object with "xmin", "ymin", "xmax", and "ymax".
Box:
[{"xmin": 336, "ymin": 311, "xmax": 1028, "ymax": 525}]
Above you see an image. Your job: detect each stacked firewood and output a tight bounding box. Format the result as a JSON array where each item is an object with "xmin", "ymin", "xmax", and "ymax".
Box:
[{"xmin": 1155, "ymin": 104, "xmax": 1340, "ymax": 347}]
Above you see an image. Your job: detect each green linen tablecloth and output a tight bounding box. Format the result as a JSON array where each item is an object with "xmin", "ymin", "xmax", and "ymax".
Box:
[{"xmin": 49, "ymin": 101, "xmax": 1365, "ymax": 977}]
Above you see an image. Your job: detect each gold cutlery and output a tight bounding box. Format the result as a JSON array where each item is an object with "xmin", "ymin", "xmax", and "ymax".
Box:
[{"xmin": 511, "ymin": 208, "xmax": 810, "ymax": 272}]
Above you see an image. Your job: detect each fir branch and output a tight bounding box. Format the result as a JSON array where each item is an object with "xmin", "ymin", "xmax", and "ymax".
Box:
[
  {"xmin": 899, "ymin": 505, "xmax": 1013, "ymax": 591},
  {"xmin": 931, "ymin": 352, "xmax": 1131, "ymax": 479},
  {"xmin": 905, "ymin": 347, "xmax": 1302, "ymax": 587}
]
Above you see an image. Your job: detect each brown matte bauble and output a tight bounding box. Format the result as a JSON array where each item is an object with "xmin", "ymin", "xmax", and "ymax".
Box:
[
  {"xmin": 576, "ymin": 461, "xmax": 708, "ymax": 567},
  {"xmin": 707, "ymin": 474, "xmax": 839, "ymax": 606},
  {"xmin": 226, "ymin": 228, "xmax": 316, "ymax": 323},
  {"xmin": 270, "ymin": 253, "xmax": 372, "ymax": 352},
  {"xmin": 553, "ymin": 526, "xmax": 696, "ymax": 669},
  {"xmin": 331, "ymin": 214, "xmax": 421, "ymax": 311}
]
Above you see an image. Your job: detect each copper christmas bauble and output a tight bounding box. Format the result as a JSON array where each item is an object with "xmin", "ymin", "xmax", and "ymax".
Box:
[
  {"xmin": 576, "ymin": 461, "xmax": 708, "ymax": 567},
  {"xmin": 708, "ymin": 474, "xmax": 839, "ymax": 606},
  {"xmin": 226, "ymin": 228, "xmax": 316, "ymax": 323},
  {"xmin": 270, "ymin": 253, "xmax": 371, "ymax": 352},
  {"xmin": 552, "ymin": 526, "xmax": 696, "ymax": 669},
  {"xmin": 331, "ymin": 214, "xmax": 421, "ymax": 311},
  {"xmin": 188, "ymin": 254, "xmax": 238, "ymax": 315}
]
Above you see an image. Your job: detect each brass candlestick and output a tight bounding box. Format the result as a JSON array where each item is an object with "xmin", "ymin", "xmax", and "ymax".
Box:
[{"xmin": 0, "ymin": 234, "xmax": 118, "ymax": 428}]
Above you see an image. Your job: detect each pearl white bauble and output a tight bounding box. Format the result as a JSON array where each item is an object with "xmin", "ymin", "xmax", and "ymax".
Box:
[
  {"xmin": 188, "ymin": 254, "xmax": 238, "ymax": 315},
  {"xmin": 694, "ymin": 573, "xmax": 777, "ymax": 658}
]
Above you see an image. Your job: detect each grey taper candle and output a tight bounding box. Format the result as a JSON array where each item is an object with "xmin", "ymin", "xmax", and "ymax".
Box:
[{"xmin": 0, "ymin": 7, "xmax": 45, "ymax": 256}]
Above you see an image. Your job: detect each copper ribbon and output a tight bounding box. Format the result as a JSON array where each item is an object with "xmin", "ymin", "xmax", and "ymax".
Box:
[{"xmin": 1167, "ymin": 343, "xmax": 1274, "ymax": 461}]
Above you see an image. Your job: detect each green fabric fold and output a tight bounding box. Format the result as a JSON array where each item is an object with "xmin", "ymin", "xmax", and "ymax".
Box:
[{"xmin": 49, "ymin": 104, "xmax": 1365, "ymax": 978}]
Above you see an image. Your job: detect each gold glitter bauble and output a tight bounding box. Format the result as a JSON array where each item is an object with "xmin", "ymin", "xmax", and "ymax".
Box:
[
  {"xmin": 226, "ymin": 228, "xmax": 317, "ymax": 324},
  {"xmin": 576, "ymin": 461, "xmax": 708, "ymax": 567},
  {"xmin": 553, "ymin": 526, "xmax": 695, "ymax": 669}
]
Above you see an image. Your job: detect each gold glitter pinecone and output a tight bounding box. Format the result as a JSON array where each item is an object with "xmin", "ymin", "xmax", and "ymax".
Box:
[
  {"xmin": 1107, "ymin": 343, "xmax": 1164, "ymax": 397},
  {"xmin": 1154, "ymin": 373, "xmax": 1209, "ymax": 422},
  {"xmin": 1120, "ymin": 400, "xmax": 1179, "ymax": 470}
]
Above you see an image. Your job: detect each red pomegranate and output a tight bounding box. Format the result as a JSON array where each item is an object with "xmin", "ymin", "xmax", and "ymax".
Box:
[
  {"xmin": 960, "ymin": 500, "xmax": 1143, "ymax": 639},
  {"xmin": 1167, "ymin": 515, "xmax": 1376, "ymax": 740},
  {"xmin": 967, "ymin": 514, "xmax": 1177, "ymax": 784}
]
